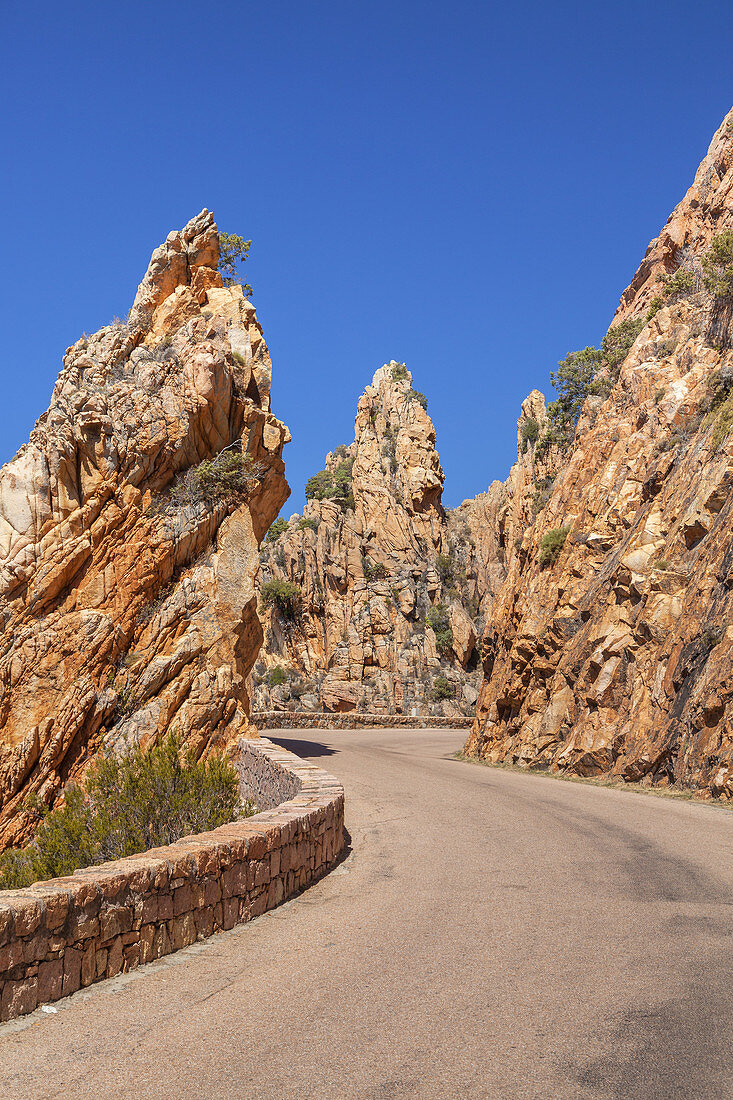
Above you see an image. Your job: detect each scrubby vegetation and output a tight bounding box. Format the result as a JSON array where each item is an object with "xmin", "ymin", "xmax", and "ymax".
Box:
[
  {"xmin": 537, "ymin": 319, "xmax": 644, "ymax": 455},
  {"xmin": 260, "ymin": 578, "xmax": 300, "ymax": 618},
  {"xmin": 391, "ymin": 362, "xmax": 409, "ymax": 381},
  {"xmin": 0, "ymin": 735, "xmax": 251, "ymax": 890},
  {"xmin": 531, "ymin": 475, "xmax": 555, "ymax": 515},
  {"xmin": 520, "ymin": 417, "xmax": 539, "ymax": 453},
  {"xmin": 166, "ymin": 448, "xmax": 262, "ymax": 510},
  {"xmin": 267, "ymin": 517, "xmax": 288, "ymax": 542},
  {"xmin": 426, "ymin": 602, "xmax": 453, "ymax": 656},
  {"xmin": 305, "ymin": 456, "xmax": 355, "ymax": 511},
  {"xmin": 298, "ymin": 517, "xmax": 319, "ymax": 532},
  {"xmin": 539, "ymin": 526, "xmax": 570, "ymax": 568},
  {"xmin": 430, "ymin": 675, "xmax": 455, "ymax": 700},
  {"xmin": 267, "ymin": 666, "xmax": 287, "ymax": 687},
  {"xmin": 704, "ymin": 365, "xmax": 733, "ymax": 449},
  {"xmin": 363, "ymin": 557, "xmax": 388, "ymax": 582},
  {"xmin": 218, "ymin": 231, "xmax": 253, "ymax": 297},
  {"xmin": 702, "ymin": 231, "xmax": 733, "ymax": 299},
  {"xmin": 661, "ymin": 267, "xmax": 695, "ymax": 301},
  {"xmin": 409, "ymin": 390, "xmax": 428, "ymax": 410}
]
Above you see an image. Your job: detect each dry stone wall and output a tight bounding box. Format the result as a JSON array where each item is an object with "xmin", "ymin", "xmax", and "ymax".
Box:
[
  {"xmin": 251, "ymin": 711, "xmax": 472, "ymax": 730},
  {"xmin": 0, "ymin": 737, "xmax": 344, "ymax": 1023}
]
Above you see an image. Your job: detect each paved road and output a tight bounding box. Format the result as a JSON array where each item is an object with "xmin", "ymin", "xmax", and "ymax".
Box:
[{"xmin": 1, "ymin": 729, "xmax": 731, "ymax": 1099}]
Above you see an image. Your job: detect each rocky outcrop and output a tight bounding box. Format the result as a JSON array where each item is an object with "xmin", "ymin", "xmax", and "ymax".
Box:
[
  {"xmin": 0, "ymin": 211, "xmax": 290, "ymax": 846},
  {"xmin": 254, "ymin": 363, "xmax": 505, "ymax": 716},
  {"xmin": 466, "ymin": 111, "xmax": 733, "ymax": 799}
]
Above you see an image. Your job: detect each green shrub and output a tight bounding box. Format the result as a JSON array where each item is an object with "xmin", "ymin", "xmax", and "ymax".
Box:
[
  {"xmin": 601, "ymin": 317, "xmax": 644, "ymax": 375},
  {"xmin": 520, "ymin": 417, "xmax": 539, "ymax": 453},
  {"xmin": 305, "ymin": 457, "xmax": 354, "ymax": 510},
  {"xmin": 704, "ymin": 365, "xmax": 733, "ymax": 449},
  {"xmin": 701, "ymin": 627, "xmax": 724, "ymax": 650},
  {"xmin": 539, "ymin": 526, "xmax": 570, "ymax": 568},
  {"xmin": 267, "ymin": 517, "xmax": 288, "ymax": 542},
  {"xmin": 0, "ymin": 735, "xmax": 250, "ymax": 890},
  {"xmin": 435, "ymin": 553, "xmax": 454, "ymax": 584},
  {"xmin": 260, "ymin": 578, "xmax": 300, "ymax": 618},
  {"xmin": 168, "ymin": 449, "xmax": 262, "ymax": 510},
  {"xmin": 661, "ymin": 268, "xmax": 695, "ymax": 300},
  {"xmin": 531, "ymin": 475, "xmax": 554, "ymax": 515},
  {"xmin": 543, "ymin": 319, "xmax": 644, "ymax": 451},
  {"xmin": 547, "ymin": 346, "xmax": 604, "ymax": 447},
  {"xmin": 430, "ymin": 675, "xmax": 454, "ymax": 700},
  {"xmin": 703, "ymin": 232, "xmax": 733, "ymax": 299},
  {"xmin": 646, "ymin": 296, "xmax": 663, "ymax": 321},
  {"xmin": 298, "ymin": 517, "xmax": 319, "ymax": 532},
  {"xmin": 267, "ymin": 666, "xmax": 287, "ymax": 687},
  {"xmin": 391, "ymin": 362, "xmax": 409, "ymax": 381},
  {"xmin": 427, "ymin": 603, "xmax": 453, "ymax": 655},
  {"xmin": 409, "ymin": 390, "xmax": 428, "ymax": 410},
  {"xmin": 218, "ymin": 231, "xmax": 253, "ymax": 297}
]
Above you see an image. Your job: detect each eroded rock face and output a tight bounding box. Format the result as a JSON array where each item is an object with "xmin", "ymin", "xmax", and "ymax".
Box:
[
  {"xmin": 254, "ymin": 363, "xmax": 503, "ymax": 716},
  {"xmin": 0, "ymin": 210, "xmax": 290, "ymax": 845},
  {"xmin": 466, "ymin": 111, "xmax": 733, "ymax": 798}
]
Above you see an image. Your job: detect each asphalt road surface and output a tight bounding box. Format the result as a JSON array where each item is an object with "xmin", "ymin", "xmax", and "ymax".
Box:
[{"xmin": 1, "ymin": 728, "xmax": 731, "ymax": 1099}]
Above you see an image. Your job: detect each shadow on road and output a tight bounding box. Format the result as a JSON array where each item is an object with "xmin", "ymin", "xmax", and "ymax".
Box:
[{"xmin": 269, "ymin": 736, "xmax": 338, "ymax": 759}]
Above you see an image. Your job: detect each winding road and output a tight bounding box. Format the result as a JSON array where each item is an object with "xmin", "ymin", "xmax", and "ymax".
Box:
[{"xmin": 1, "ymin": 728, "xmax": 731, "ymax": 1099}]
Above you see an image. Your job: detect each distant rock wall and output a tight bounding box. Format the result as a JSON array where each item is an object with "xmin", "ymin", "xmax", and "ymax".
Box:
[{"xmin": 254, "ymin": 363, "xmax": 512, "ymax": 718}]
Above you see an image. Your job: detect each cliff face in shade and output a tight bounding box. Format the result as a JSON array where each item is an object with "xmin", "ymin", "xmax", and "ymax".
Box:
[
  {"xmin": 254, "ymin": 363, "xmax": 509, "ymax": 716},
  {"xmin": 466, "ymin": 111, "xmax": 733, "ymax": 799},
  {"xmin": 0, "ymin": 211, "xmax": 290, "ymax": 846}
]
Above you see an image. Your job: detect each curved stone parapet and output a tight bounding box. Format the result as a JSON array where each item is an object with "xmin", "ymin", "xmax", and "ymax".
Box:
[
  {"xmin": 0, "ymin": 737, "xmax": 344, "ymax": 1022},
  {"xmin": 251, "ymin": 711, "xmax": 473, "ymax": 730}
]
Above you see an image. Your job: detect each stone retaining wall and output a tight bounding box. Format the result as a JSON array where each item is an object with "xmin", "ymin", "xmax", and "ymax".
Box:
[
  {"xmin": 0, "ymin": 737, "xmax": 344, "ymax": 1023},
  {"xmin": 251, "ymin": 711, "xmax": 473, "ymax": 730}
]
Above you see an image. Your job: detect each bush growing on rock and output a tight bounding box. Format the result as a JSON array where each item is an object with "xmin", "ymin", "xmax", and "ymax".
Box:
[
  {"xmin": 661, "ymin": 267, "xmax": 696, "ymax": 301},
  {"xmin": 539, "ymin": 526, "xmax": 570, "ymax": 568},
  {"xmin": 166, "ymin": 449, "xmax": 263, "ymax": 511},
  {"xmin": 260, "ymin": 578, "xmax": 300, "ymax": 618},
  {"xmin": 298, "ymin": 517, "xmax": 319, "ymax": 532},
  {"xmin": 538, "ymin": 318, "xmax": 644, "ymax": 454},
  {"xmin": 218, "ymin": 231, "xmax": 253, "ymax": 296},
  {"xmin": 426, "ymin": 603, "xmax": 454, "ymax": 655},
  {"xmin": 267, "ymin": 666, "xmax": 287, "ymax": 687},
  {"xmin": 704, "ymin": 365, "xmax": 733, "ymax": 449},
  {"xmin": 391, "ymin": 362, "xmax": 409, "ymax": 381},
  {"xmin": 0, "ymin": 735, "xmax": 250, "ymax": 890},
  {"xmin": 430, "ymin": 675, "xmax": 454, "ymax": 700},
  {"xmin": 267, "ymin": 517, "xmax": 289, "ymax": 542},
  {"xmin": 702, "ymin": 231, "xmax": 733, "ymax": 299},
  {"xmin": 409, "ymin": 390, "xmax": 428, "ymax": 410},
  {"xmin": 304, "ymin": 457, "xmax": 354, "ymax": 511},
  {"xmin": 520, "ymin": 417, "xmax": 539, "ymax": 452}
]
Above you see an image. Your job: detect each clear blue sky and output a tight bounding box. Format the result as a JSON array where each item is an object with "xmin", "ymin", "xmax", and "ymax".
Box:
[{"xmin": 1, "ymin": 1, "xmax": 731, "ymax": 512}]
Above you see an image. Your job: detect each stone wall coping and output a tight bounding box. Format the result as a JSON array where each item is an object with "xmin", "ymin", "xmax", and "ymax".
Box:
[
  {"xmin": 0, "ymin": 736, "xmax": 345, "ymax": 1022},
  {"xmin": 251, "ymin": 711, "xmax": 473, "ymax": 729}
]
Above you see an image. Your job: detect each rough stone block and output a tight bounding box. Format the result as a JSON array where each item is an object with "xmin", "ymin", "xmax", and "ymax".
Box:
[
  {"xmin": 100, "ymin": 905, "xmax": 132, "ymax": 941},
  {"xmin": 1, "ymin": 976, "xmax": 38, "ymax": 1022},
  {"xmin": 38, "ymin": 958, "xmax": 63, "ymax": 1003},
  {"xmin": 81, "ymin": 942, "xmax": 97, "ymax": 987},
  {"xmin": 62, "ymin": 947, "xmax": 82, "ymax": 997}
]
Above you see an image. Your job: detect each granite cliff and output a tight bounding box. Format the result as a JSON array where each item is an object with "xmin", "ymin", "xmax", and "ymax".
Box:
[
  {"xmin": 0, "ymin": 211, "xmax": 290, "ymax": 845},
  {"xmin": 466, "ymin": 110, "xmax": 733, "ymax": 798},
  {"xmin": 254, "ymin": 363, "xmax": 512, "ymax": 716}
]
